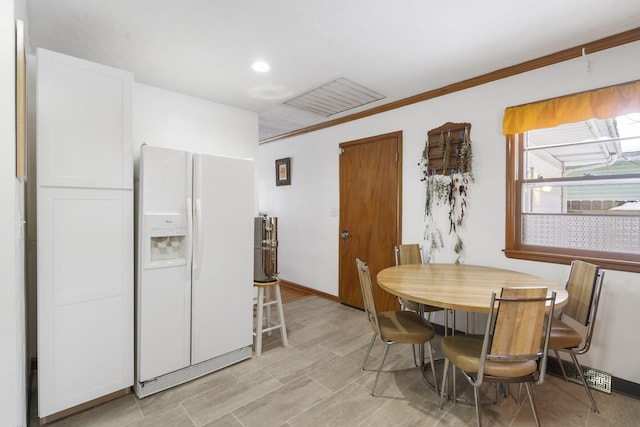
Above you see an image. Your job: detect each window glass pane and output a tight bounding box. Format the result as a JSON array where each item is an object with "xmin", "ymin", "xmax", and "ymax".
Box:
[
  {"xmin": 521, "ymin": 113, "xmax": 640, "ymax": 254},
  {"xmin": 522, "ymin": 213, "xmax": 640, "ymax": 254},
  {"xmin": 525, "ymin": 114, "xmax": 640, "ymax": 180},
  {"xmin": 522, "ymin": 181, "xmax": 640, "ymax": 214}
]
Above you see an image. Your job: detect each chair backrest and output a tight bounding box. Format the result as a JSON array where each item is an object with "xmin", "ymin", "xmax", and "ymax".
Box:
[
  {"xmin": 479, "ymin": 286, "xmax": 556, "ymax": 383},
  {"xmin": 394, "ymin": 244, "xmax": 424, "ymax": 265},
  {"xmin": 393, "ymin": 245, "xmax": 423, "ymax": 312},
  {"xmin": 355, "ymin": 258, "xmax": 381, "ymax": 335},
  {"xmin": 563, "ymin": 260, "xmax": 603, "ymax": 327}
]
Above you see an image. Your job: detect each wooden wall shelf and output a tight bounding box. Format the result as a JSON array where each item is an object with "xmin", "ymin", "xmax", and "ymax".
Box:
[{"xmin": 425, "ymin": 122, "xmax": 472, "ymax": 176}]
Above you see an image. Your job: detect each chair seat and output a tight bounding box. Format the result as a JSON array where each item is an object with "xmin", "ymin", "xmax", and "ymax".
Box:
[
  {"xmin": 254, "ymin": 279, "xmax": 280, "ymax": 287},
  {"xmin": 549, "ymin": 317, "xmax": 583, "ymax": 350},
  {"xmin": 356, "ymin": 258, "xmax": 438, "ymax": 396},
  {"xmin": 378, "ymin": 310, "xmax": 435, "ymax": 344},
  {"xmin": 441, "ymin": 334, "xmax": 538, "ymax": 378}
]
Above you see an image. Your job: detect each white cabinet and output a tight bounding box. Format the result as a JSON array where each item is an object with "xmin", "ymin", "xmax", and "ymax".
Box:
[
  {"xmin": 36, "ymin": 49, "xmax": 132, "ymax": 189},
  {"xmin": 36, "ymin": 49, "xmax": 133, "ymax": 420}
]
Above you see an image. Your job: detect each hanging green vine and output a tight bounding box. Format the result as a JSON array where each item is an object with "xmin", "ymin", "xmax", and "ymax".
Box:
[
  {"xmin": 458, "ymin": 126, "xmax": 473, "ymax": 175},
  {"xmin": 422, "ymin": 174, "xmax": 450, "ymax": 261},
  {"xmin": 424, "ymin": 174, "xmax": 450, "ymax": 217},
  {"xmin": 419, "ymin": 124, "xmax": 474, "ymax": 263},
  {"xmin": 441, "ymin": 132, "xmax": 451, "ymax": 174}
]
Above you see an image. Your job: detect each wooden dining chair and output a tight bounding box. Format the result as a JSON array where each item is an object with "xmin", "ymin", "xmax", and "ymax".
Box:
[
  {"xmin": 355, "ymin": 258, "xmax": 438, "ymax": 396},
  {"xmin": 548, "ymin": 260, "xmax": 605, "ymax": 413},
  {"xmin": 439, "ymin": 286, "xmax": 556, "ymax": 427}
]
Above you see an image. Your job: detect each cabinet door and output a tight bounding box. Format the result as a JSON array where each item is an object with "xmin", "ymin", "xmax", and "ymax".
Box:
[
  {"xmin": 37, "ymin": 187, "xmax": 133, "ymax": 417},
  {"xmin": 36, "ymin": 48, "xmax": 132, "ymax": 190},
  {"xmin": 36, "ymin": 49, "xmax": 133, "ymax": 419}
]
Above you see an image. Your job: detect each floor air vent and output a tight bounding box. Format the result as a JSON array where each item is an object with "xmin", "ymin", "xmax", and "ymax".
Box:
[
  {"xmin": 546, "ymin": 356, "xmax": 612, "ymax": 394},
  {"xmin": 284, "ymin": 78, "xmax": 385, "ymax": 117}
]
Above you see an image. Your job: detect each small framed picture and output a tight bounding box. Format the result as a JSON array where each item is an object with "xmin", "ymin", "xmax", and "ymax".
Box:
[{"xmin": 275, "ymin": 157, "xmax": 291, "ymax": 186}]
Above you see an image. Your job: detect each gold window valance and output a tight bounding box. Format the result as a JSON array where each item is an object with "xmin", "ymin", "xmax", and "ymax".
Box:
[{"xmin": 502, "ymin": 80, "xmax": 640, "ymax": 134}]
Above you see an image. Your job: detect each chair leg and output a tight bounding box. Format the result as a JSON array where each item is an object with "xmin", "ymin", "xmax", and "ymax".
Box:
[
  {"xmin": 254, "ymin": 287, "xmax": 265, "ymax": 356},
  {"xmin": 444, "ymin": 309, "xmax": 458, "ymax": 403},
  {"xmin": 570, "ymin": 353, "xmax": 600, "ymax": 414},
  {"xmin": 524, "ymin": 382, "xmax": 541, "ymax": 427},
  {"xmin": 514, "ymin": 383, "xmax": 523, "ymax": 405},
  {"xmin": 426, "ymin": 342, "xmax": 438, "ymax": 395},
  {"xmin": 412, "ymin": 344, "xmax": 420, "ymax": 367},
  {"xmin": 273, "ymin": 283, "xmax": 288, "ymax": 347},
  {"xmin": 362, "ymin": 332, "xmax": 376, "ymax": 371},
  {"xmin": 555, "ymin": 349, "xmax": 569, "ymax": 381},
  {"xmin": 473, "ymin": 384, "xmax": 483, "ymax": 427},
  {"xmin": 439, "ymin": 358, "xmax": 450, "ymax": 409},
  {"xmin": 371, "ymin": 343, "xmax": 390, "ymax": 396},
  {"xmin": 265, "ymin": 286, "xmax": 273, "ymax": 336}
]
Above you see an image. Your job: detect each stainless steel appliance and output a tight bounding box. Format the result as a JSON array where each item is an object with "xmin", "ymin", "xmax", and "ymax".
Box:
[{"xmin": 254, "ymin": 216, "xmax": 278, "ymax": 282}]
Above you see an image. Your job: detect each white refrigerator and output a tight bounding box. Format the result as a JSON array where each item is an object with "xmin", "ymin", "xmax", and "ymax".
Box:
[{"xmin": 135, "ymin": 145, "xmax": 254, "ymax": 397}]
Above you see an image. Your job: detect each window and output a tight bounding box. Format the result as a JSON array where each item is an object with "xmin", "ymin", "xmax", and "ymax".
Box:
[{"xmin": 504, "ymin": 82, "xmax": 640, "ymax": 272}]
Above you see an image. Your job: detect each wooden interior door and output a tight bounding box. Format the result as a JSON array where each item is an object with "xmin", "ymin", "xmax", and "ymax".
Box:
[{"xmin": 339, "ymin": 132, "xmax": 402, "ymax": 311}]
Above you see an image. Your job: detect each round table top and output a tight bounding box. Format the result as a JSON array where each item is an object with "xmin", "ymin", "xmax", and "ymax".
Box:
[{"xmin": 377, "ymin": 263, "xmax": 568, "ymax": 313}]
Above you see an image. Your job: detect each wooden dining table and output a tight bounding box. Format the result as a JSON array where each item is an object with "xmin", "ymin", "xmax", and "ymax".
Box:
[
  {"xmin": 377, "ymin": 263, "xmax": 568, "ymax": 313},
  {"xmin": 377, "ymin": 263, "xmax": 568, "ymax": 401}
]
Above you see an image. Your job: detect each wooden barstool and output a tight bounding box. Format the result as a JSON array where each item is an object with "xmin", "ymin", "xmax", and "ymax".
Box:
[{"xmin": 253, "ymin": 279, "xmax": 288, "ymax": 356}]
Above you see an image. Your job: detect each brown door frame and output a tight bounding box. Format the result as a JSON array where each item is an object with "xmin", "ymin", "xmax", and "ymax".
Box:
[{"xmin": 338, "ymin": 131, "xmax": 402, "ymax": 311}]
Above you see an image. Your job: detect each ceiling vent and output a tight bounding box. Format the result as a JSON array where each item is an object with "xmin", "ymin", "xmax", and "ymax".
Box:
[{"xmin": 284, "ymin": 78, "xmax": 385, "ymax": 117}]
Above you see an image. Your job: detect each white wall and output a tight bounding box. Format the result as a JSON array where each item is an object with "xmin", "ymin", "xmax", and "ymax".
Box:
[
  {"xmin": 257, "ymin": 137, "xmax": 340, "ymax": 293},
  {"xmin": 258, "ymin": 41, "xmax": 640, "ymax": 384},
  {"xmin": 133, "ymin": 83, "xmax": 259, "ymax": 221},
  {"xmin": 0, "ymin": 0, "xmax": 27, "ymax": 425},
  {"xmin": 133, "ymin": 83, "xmax": 258, "ymax": 161}
]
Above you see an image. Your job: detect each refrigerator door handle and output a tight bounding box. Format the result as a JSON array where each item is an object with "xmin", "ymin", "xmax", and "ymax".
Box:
[
  {"xmin": 186, "ymin": 197, "xmax": 193, "ymax": 281},
  {"xmin": 193, "ymin": 198, "xmax": 204, "ymax": 279}
]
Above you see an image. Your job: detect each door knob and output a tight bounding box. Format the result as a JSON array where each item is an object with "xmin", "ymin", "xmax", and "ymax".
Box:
[{"xmin": 341, "ymin": 230, "xmax": 350, "ymax": 240}]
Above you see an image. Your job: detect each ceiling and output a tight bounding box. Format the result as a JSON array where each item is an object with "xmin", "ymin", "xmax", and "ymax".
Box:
[{"xmin": 25, "ymin": 0, "xmax": 640, "ymax": 142}]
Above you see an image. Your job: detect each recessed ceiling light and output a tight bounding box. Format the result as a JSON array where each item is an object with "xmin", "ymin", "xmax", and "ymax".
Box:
[{"xmin": 251, "ymin": 61, "xmax": 271, "ymax": 73}]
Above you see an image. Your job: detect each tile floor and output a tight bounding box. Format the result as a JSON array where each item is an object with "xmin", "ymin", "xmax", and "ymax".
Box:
[{"xmin": 34, "ymin": 295, "xmax": 640, "ymax": 426}]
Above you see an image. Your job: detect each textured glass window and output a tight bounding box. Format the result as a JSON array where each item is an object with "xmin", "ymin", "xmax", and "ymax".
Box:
[
  {"xmin": 522, "ymin": 213, "xmax": 640, "ymax": 254},
  {"xmin": 506, "ymin": 112, "xmax": 640, "ymax": 271}
]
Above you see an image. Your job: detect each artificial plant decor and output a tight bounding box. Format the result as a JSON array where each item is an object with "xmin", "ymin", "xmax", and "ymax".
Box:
[{"xmin": 419, "ymin": 122, "xmax": 473, "ymax": 263}]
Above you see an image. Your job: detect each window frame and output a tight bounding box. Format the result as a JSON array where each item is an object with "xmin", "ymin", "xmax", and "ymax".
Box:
[{"xmin": 504, "ymin": 132, "xmax": 640, "ymax": 273}]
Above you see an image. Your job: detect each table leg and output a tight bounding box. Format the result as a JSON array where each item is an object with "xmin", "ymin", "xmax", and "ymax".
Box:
[{"xmin": 417, "ymin": 304, "xmax": 444, "ymax": 393}]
